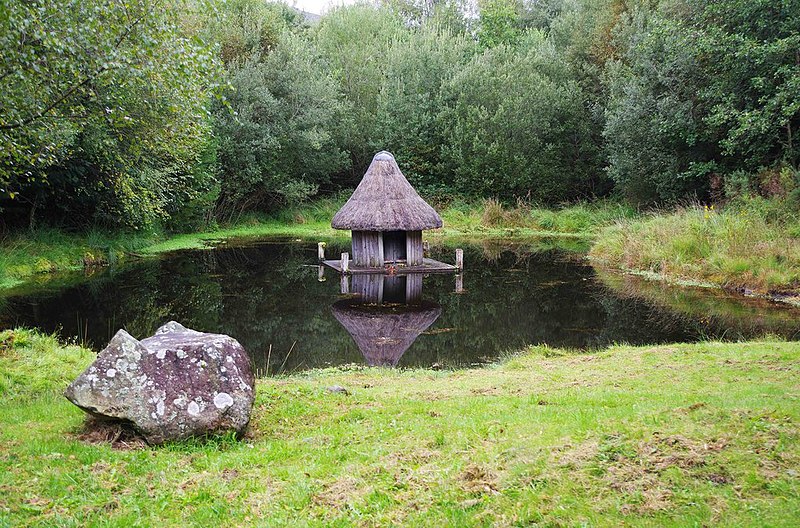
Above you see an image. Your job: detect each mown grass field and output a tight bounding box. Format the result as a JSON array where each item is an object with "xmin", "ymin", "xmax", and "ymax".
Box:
[{"xmin": 1, "ymin": 329, "xmax": 798, "ymax": 526}]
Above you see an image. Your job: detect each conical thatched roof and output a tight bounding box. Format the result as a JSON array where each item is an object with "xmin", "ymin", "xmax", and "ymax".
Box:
[
  {"xmin": 332, "ymin": 300, "xmax": 442, "ymax": 367},
  {"xmin": 331, "ymin": 151, "xmax": 443, "ymax": 231}
]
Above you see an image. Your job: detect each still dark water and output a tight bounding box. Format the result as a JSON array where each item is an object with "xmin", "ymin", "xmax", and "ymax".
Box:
[{"xmin": 2, "ymin": 239, "xmax": 799, "ymax": 374}]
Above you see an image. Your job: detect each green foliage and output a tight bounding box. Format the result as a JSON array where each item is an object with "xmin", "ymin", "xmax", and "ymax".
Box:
[
  {"xmin": 0, "ymin": 0, "xmax": 219, "ymax": 230},
  {"xmin": 314, "ymin": 4, "xmax": 406, "ymax": 177},
  {"xmin": 477, "ymin": 0, "xmax": 523, "ymax": 48},
  {"xmin": 375, "ymin": 23, "xmax": 475, "ymax": 193},
  {"xmin": 604, "ymin": 0, "xmax": 800, "ymax": 204},
  {"xmin": 212, "ymin": 3, "xmax": 348, "ymax": 219},
  {"xmin": 1, "ymin": 0, "xmax": 797, "ymax": 230},
  {"xmin": 440, "ymin": 32, "xmax": 602, "ymax": 202}
]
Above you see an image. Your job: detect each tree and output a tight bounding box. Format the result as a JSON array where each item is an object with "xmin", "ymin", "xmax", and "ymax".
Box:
[
  {"xmin": 477, "ymin": 0, "xmax": 523, "ymax": 48},
  {"xmin": 440, "ymin": 32, "xmax": 601, "ymax": 202},
  {"xmin": 603, "ymin": 0, "xmax": 800, "ymax": 204},
  {"xmin": 0, "ymin": 0, "xmax": 218, "ymax": 229},
  {"xmin": 375, "ymin": 22, "xmax": 475, "ymax": 193},
  {"xmin": 314, "ymin": 4, "xmax": 406, "ymax": 181},
  {"xmin": 212, "ymin": 3, "xmax": 348, "ymax": 219}
]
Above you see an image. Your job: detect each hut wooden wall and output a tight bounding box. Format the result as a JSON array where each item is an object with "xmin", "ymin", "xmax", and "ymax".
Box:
[
  {"xmin": 351, "ymin": 230, "xmax": 423, "ymax": 267},
  {"xmin": 351, "ymin": 231, "xmax": 383, "ymax": 267},
  {"xmin": 406, "ymin": 230, "xmax": 423, "ymax": 265}
]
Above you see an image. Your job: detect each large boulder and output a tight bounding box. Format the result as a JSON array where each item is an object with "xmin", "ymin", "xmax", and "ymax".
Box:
[{"xmin": 65, "ymin": 322, "xmax": 255, "ymax": 444}]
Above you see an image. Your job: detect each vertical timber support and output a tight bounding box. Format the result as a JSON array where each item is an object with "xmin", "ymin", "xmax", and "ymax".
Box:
[
  {"xmin": 455, "ymin": 248, "xmax": 464, "ymax": 271},
  {"xmin": 341, "ymin": 252, "xmax": 350, "ymax": 273},
  {"xmin": 406, "ymin": 230, "xmax": 423, "ymax": 266},
  {"xmin": 455, "ymin": 273, "xmax": 464, "ymax": 294},
  {"xmin": 318, "ymin": 242, "xmax": 326, "ymax": 261},
  {"xmin": 352, "ymin": 231, "xmax": 383, "ymax": 267}
]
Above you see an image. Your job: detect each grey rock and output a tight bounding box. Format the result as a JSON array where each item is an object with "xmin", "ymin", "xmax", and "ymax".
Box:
[
  {"xmin": 64, "ymin": 322, "xmax": 255, "ymax": 444},
  {"xmin": 326, "ymin": 385, "xmax": 350, "ymax": 395}
]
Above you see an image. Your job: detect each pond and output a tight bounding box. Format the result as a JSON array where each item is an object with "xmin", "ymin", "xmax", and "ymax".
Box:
[{"xmin": 1, "ymin": 239, "xmax": 799, "ymax": 375}]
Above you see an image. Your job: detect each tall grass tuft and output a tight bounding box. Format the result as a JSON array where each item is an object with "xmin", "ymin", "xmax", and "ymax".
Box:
[{"xmin": 591, "ymin": 200, "xmax": 800, "ymax": 293}]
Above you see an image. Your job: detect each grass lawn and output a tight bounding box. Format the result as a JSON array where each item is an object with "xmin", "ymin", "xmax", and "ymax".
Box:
[{"xmin": 1, "ymin": 329, "xmax": 798, "ymax": 526}]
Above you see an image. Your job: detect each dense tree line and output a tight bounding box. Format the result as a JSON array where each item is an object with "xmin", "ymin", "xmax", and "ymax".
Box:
[{"xmin": 0, "ymin": 0, "xmax": 797, "ymax": 231}]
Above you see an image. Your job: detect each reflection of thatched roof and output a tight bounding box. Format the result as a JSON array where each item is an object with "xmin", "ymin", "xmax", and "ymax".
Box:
[
  {"xmin": 332, "ymin": 300, "xmax": 442, "ymax": 367},
  {"xmin": 331, "ymin": 151, "xmax": 443, "ymax": 231}
]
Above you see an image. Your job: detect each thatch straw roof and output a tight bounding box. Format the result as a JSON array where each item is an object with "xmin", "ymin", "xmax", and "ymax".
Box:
[
  {"xmin": 332, "ymin": 300, "xmax": 442, "ymax": 367},
  {"xmin": 331, "ymin": 151, "xmax": 443, "ymax": 231}
]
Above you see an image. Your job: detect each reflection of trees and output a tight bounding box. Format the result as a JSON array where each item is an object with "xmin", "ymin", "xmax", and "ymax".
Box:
[
  {"xmin": 594, "ymin": 269, "xmax": 800, "ymax": 341},
  {"xmin": 3, "ymin": 241, "xmax": 798, "ymax": 376}
]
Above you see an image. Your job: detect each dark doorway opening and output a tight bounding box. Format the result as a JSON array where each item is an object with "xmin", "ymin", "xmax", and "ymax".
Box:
[{"xmin": 383, "ymin": 231, "xmax": 407, "ymax": 262}]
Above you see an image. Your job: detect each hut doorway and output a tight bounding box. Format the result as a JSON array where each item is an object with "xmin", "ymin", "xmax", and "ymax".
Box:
[{"xmin": 383, "ymin": 231, "xmax": 407, "ymax": 262}]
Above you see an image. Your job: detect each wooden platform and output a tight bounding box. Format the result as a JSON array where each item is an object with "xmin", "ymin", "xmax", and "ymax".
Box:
[{"xmin": 323, "ymin": 258, "xmax": 458, "ymax": 274}]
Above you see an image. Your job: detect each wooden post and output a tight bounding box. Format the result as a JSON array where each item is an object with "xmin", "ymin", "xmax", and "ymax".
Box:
[
  {"xmin": 455, "ymin": 273, "xmax": 464, "ymax": 293},
  {"xmin": 318, "ymin": 265, "xmax": 326, "ymax": 282},
  {"xmin": 340, "ymin": 274, "xmax": 350, "ymax": 294},
  {"xmin": 341, "ymin": 252, "xmax": 350, "ymax": 273},
  {"xmin": 455, "ymin": 248, "xmax": 464, "ymax": 271},
  {"xmin": 423, "ymin": 240, "xmax": 430, "ymax": 258},
  {"xmin": 318, "ymin": 242, "xmax": 326, "ymax": 261}
]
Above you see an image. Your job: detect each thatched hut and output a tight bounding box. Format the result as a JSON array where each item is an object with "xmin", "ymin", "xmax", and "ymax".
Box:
[
  {"xmin": 331, "ymin": 151, "xmax": 443, "ymax": 269},
  {"xmin": 332, "ymin": 299, "xmax": 441, "ymax": 367}
]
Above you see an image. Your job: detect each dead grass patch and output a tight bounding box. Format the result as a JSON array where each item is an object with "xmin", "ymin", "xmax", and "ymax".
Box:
[
  {"xmin": 459, "ymin": 464, "xmax": 499, "ymax": 495},
  {"xmin": 557, "ymin": 433, "xmax": 731, "ymax": 514},
  {"xmin": 313, "ymin": 475, "xmax": 370, "ymax": 509},
  {"xmin": 642, "ymin": 434, "xmax": 729, "ymax": 471},
  {"xmin": 75, "ymin": 418, "xmax": 147, "ymax": 450}
]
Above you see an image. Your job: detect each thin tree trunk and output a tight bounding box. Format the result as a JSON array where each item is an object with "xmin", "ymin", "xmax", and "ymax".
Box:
[{"xmin": 28, "ymin": 192, "xmax": 40, "ymax": 231}]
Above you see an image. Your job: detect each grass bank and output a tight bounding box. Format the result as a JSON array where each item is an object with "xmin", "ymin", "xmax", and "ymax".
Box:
[
  {"xmin": 0, "ymin": 222, "xmax": 342, "ymax": 291},
  {"xmin": 591, "ymin": 200, "xmax": 800, "ymax": 298},
  {"xmin": 0, "ymin": 199, "xmax": 632, "ymax": 290},
  {"xmin": 1, "ymin": 329, "xmax": 798, "ymax": 526}
]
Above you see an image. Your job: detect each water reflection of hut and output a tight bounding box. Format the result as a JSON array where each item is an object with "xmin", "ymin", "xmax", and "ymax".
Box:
[
  {"xmin": 332, "ymin": 273, "xmax": 441, "ymax": 367},
  {"xmin": 326, "ymin": 151, "xmax": 456, "ymax": 273}
]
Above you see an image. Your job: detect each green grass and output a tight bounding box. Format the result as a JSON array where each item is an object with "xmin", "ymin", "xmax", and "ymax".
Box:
[
  {"xmin": 1, "ymin": 328, "xmax": 799, "ymax": 526},
  {"xmin": 0, "ymin": 199, "xmax": 633, "ymax": 291},
  {"xmin": 591, "ymin": 201, "xmax": 800, "ymax": 296}
]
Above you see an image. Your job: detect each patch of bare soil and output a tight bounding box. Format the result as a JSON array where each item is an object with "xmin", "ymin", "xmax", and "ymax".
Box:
[
  {"xmin": 0, "ymin": 335, "xmax": 14, "ymax": 356},
  {"xmin": 470, "ymin": 387, "xmax": 499, "ymax": 396},
  {"xmin": 675, "ymin": 402, "xmax": 707, "ymax": 414}
]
